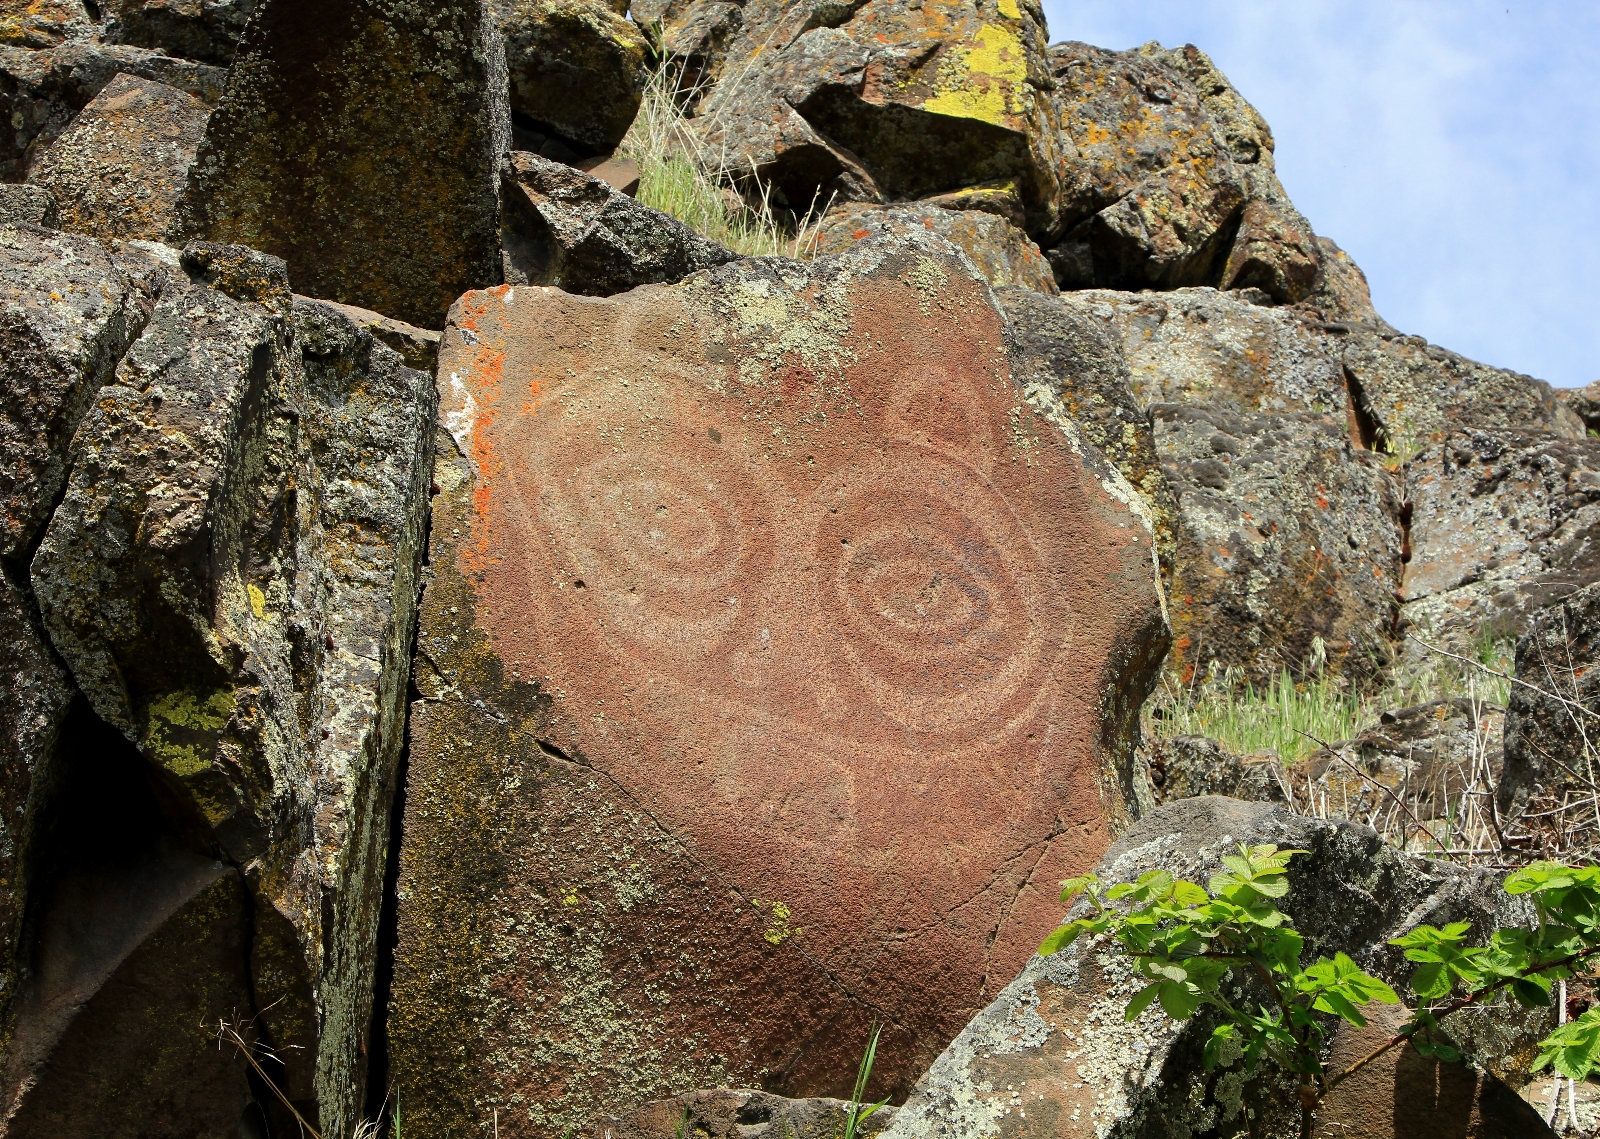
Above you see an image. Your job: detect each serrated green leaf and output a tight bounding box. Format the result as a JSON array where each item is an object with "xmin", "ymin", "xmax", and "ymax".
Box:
[
  {"xmin": 1513, "ymin": 978, "xmax": 1552, "ymax": 1008},
  {"xmin": 1410, "ymin": 961, "xmax": 1449, "ymax": 999},
  {"xmin": 1158, "ymin": 981, "xmax": 1203, "ymax": 1019}
]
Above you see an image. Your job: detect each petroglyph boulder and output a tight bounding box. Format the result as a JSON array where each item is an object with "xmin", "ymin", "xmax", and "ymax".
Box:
[{"xmin": 389, "ymin": 229, "xmax": 1168, "ymax": 1135}]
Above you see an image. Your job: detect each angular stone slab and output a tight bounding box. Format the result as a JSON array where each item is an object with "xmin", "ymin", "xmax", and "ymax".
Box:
[
  {"xmin": 391, "ymin": 231, "xmax": 1168, "ymax": 1134},
  {"xmin": 29, "ymin": 271, "xmax": 436, "ymax": 1135},
  {"xmin": 181, "ymin": 0, "xmax": 508, "ymax": 328},
  {"xmin": 0, "ymin": 222, "xmax": 147, "ymax": 1042},
  {"xmin": 29, "ymin": 72, "xmax": 210, "ymax": 244}
]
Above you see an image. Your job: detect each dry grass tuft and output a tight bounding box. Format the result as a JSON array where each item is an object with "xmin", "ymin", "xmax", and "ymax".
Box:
[{"xmin": 618, "ymin": 63, "xmax": 830, "ymax": 258}]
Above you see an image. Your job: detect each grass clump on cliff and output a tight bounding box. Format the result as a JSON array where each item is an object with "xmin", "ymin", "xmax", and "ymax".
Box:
[{"xmin": 619, "ymin": 63, "xmax": 827, "ymax": 258}]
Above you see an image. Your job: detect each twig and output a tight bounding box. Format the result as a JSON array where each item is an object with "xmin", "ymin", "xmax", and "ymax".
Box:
[
  {"xmin": 1408, "ymin": 635, "xmax": 1599, "ymax": 723},
  {"xmin": 1292, "ymin": 728, "xmax": 1446, "ymax": 850},
  {"xmin": 218, "ymin": 1021, "xmax": 324, "ymax": 1139}
]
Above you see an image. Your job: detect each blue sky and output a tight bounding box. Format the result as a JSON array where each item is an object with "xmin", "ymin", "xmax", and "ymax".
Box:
[{"xmin": 1037, "ymin": 1, "xmax": 1600, "ymax": 389}]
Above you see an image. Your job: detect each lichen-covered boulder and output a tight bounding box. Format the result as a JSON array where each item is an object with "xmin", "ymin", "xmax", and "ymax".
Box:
[
  {"xmin": 390, "ymin": 230, "xmax": 1168, "ymax": 1135},
  {"xmin": 1499, "ymin": 582, "xmax": 1600, "ymax": 819},
  {"xmin": 1400, "ymin": 430, "xmax": 1600, "ymax": 647},
  {"xmin": 27, "ymin": 251, "xmax": 435, "ymax": 1135},
  {"xmin": 0, "ymin": 0, "xmax": 90, "ymax": 48},
  {"xmin": 997, "ymin": 286, "xmax": 1176, "ymax": 573},
  {"xmin": 181, "ymin": 0, "xmax": 509, "ymax": 328},
  {"xmin": 28, "ymin": 72, "xmax": 209, "ymax": 243},
  {"xmin": 683, "ymin": 0, "xmax": 1064, "ymax": 237},
  {"xmin": 500, "ymin": 149, "xmax": 736, "ymax": 294},
  {"xmin": 1344, "ymin": 332, "xmax": 1585, "ymax": 447},
  {"xmin": 879, "ymin": 796, "xmax": 1549, "ymax": 1139},
  {"xmin": 818, "ymin": 204, "xmax": 1058, "ymax": 295},
  {"xmin": 1562, "ymin": 380, "xmax": 1600, "ymax": 436},
  {"xmin": 1047, "ymin": 42, "xmax": 1321, "ymax": 302},
  {"xmin": 502, "ymin": 0, "xmax": 648, "ymax": 153},
  {"xmin": 1303, "ymin": 235, "xmax": 1391, "ymax": 330},
  {"xmin": 0, "ymin": 37, "xmax": 226, "ymax": 180},
  {"xmin": 103, "ymin": 0, "xmax": 260, "ymax": 65},
  {"xmin": 1155, "ymin": 403, "xmax": 1402, "ymax": 684},
  {"xmin": 1146, "ymin": 735, "xmax": 1287, "ymax": 806}
]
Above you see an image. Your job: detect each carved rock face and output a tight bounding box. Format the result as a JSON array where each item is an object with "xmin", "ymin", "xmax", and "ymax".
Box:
[{"xmin": 390, "ymin": 231, "xmax": 1167, "ymax": 1135}]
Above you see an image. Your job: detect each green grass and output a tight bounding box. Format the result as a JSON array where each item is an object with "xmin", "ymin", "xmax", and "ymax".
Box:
[
  {"xmin": 618, "ymin": 64, "xmax": 827, "ymax": 258},
  {"xmin": 1147, "ymin": 629, "xmax": 1515, "ymax": 763}
]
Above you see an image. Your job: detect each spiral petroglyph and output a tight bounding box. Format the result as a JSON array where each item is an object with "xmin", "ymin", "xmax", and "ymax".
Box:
[
  {"xmin": 536, "ymin": 443, "xmax": 775, "ymax": 663},
  {"xmin": 814, "ymin": 450, "xmax": 1054, "ymax": 734}
]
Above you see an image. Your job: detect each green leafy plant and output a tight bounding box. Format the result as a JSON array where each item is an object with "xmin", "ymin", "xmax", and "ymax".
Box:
[
  {"xmin": 842, "ymin": 1021, "xmax": 888, "ymax": 1139},
  {"xmin": 1040, "ymin": 849, "xmax": 1600, "ymax": 1139}
]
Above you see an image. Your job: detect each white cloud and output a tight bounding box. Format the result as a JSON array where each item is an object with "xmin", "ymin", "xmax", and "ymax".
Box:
[{"xmin": 1038, "ymin": 0, "xmax": 1600, "ymax": 387}]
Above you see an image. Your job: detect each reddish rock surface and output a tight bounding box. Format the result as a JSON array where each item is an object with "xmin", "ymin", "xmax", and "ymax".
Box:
[{"xmin": 390, "ymin": 232, "xmax": 1167, "ymax": 1135}]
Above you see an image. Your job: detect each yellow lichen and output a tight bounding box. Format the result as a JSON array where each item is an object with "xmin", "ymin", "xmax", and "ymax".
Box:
[
  {"xmin": 143, "ymin": 688, "xmax": 235, "ymax": 778},
  {"xmin": 922, "ymin": 23, "xmax": 1026, "ymax": 126},
  {"xmin": 248, "ymin": 583, "xmax": 267, "ymax": 619}
]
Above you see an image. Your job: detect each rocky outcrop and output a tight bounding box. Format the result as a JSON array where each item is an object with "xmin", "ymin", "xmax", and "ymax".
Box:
[
  {"xmin": 180, "ymin": 0, "xmax": 509, "ymax": 328},
  {"xmin": 102, "ymin": 0, "xmax": 260, "ymax": 66},
  {"xmin": 500, "ymin": 149, "xmax": 736, "ymax": 293},
  {"xmin": 0, "ymin": 0, "xmax": 92, "ymax": 49},
  {"xmin": 1499, "ymin": 582, "xmax": 1600, "ymax": 818},
  {"xmin": 1146, "ymin": 735, "xmax": 1287, "ymax": 805},
  {"xmin": 880, "ymin": 796, "xmax": 1549, "ymax": 1139},
  {"xmin": 1047, "ymin": 42, "xmax": 1319, "ymax": 302},
  {"xmin": 818, "ymin": 204, "xmax": 1058, "ymax": 296},
  {"xmin": 1563, "ymin": 380, "xmax": 1600, "ymax": 436},
  {"xmin": 27, "ymin": 72, "xmax": 209, "ymax": 242},
  {"xmin": 677, "ymin": 0, "xmax": 1063, "ymax": 234},
  {"xmin": 0, "ymin": 183, "xmax": 56, "ymax": 225},
  {"xmin": 502, "ymin": 0, "xmax": 648, "ymax": 154},
  {"xmin": 389, "ymin": 229, "xmax": 1168, "ymax": 1135},
  {"xmin": 1401, "ymin": 430, "xmax": 1600, "ymax": 647},
  {"xmin": 0, "ymin": 223, "xmax": 152, "ymax": 1047},
  {"xmin": 0, "ymin": 234, "xmax": 435, "ymax": 1136}
]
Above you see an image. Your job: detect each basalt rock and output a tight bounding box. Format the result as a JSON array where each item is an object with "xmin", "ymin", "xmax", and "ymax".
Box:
[
  {"xmin": 180, "ymin": 0, "xmax": 510, "ymax": 328},
  {"xmin": 502, "ymin": 0, "xmax": 648, "ymax": 154},
  {"xmin": 0, "ymin": 183, "xmax": 57, "ymax": 226},
  {"xmin": 997, "ymin": 286, "xmax": 1175, "ymax": 577},
  {"xmin": 1046, "ymin": 42, "xmax": 1321, "ymax": 302},
  {"xmin": 1155, "ymin": 402, "xmax": 1402, "ymax": 685},
  {"xmin": 296, "ymin": 294, "xmax": 442, "ymax": 371},
  {"xmin": 0, "ymin": 223, "xmax": 152, "ymax": 1046},
  {"xmin": 0, "ymin": 703, "xmax": 266, "ymax": 1138},
  {"xmin": 1562, "ymin": 380, "xmax": 1600, "ymax": 436},
  {"xmin": 1296, "ymin": 699, "xmax": 1504, "ymax": 829},
  {"xmin": 1146, "ymin": 735, "xmax": 1287, "ymax": 806},
  {"xmin": 818, "ymin": 204, "xmax": 1058, "ymax": 296},
  {"xmin": 1400, "ymin": 430, "xmax": 1600, "ymax": 648},
  {"xmin": 593, "ymin": 1088, "xmax": 899, "ymax": 1139},
  {"xmin": 500, "ymin": 149, "xmax": 736, "ymax": 294},
  {"xmin": 0, "ymin": 0, "xmax": 91, "ymax": 48},
  {"xmin": 1499, "ymin": 582, "xmax": 1600, "ymax": 819},
  {"xmin": 24, "ymin": 251, "xmax": 435, "ymax": 1134},
  {"xmin": 684, "ymin": 0, "xmax": 1064, "ymax": 236},
  {"xmin": 103, "ymin": 0, "xmax": 261, "ymax": 66},
  {"xmin": 390, "ymin": 229, "xmax": 1167, "ymax": 1135},
  {"xmin": 28, "ymin": 72, "xmax": 210, "ymax": 243},
  {"xmin": 0, "ymin": 37, "xmax": 227, "ymax": 181},
  {"xmin": 879, "ymin": 796, "xmax": 1549, "ymax": 1139}
]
